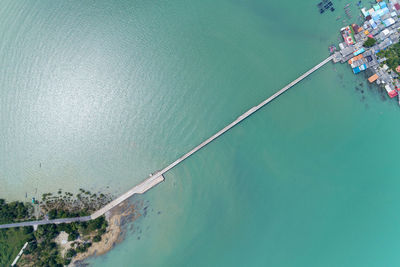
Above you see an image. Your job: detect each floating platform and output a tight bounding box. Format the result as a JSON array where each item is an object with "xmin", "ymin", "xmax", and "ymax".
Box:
[{"xmin": 318, "ymin": 0, "xmax": 335, "ymax": 13}]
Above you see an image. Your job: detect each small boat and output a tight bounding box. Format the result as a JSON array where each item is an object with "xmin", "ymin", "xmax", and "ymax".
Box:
[
  {"xmin": 344, "ymin": 3, "xmax": 351, "ymax": 8},
  {"xmin": 329, "ymin": 45, "xmax": 337, "ymax": 54}
]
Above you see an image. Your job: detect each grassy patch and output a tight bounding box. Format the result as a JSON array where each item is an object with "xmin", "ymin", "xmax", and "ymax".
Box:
[{"xmin": 0, "ymin": 227, "xmax": 33, "ymax": 266}]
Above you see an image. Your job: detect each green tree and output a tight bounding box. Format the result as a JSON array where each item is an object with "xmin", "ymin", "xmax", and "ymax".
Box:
[
  {"xmin": 93, "ymin": 235, "xmax": 101, "ymax": 242},
  {"xmin": 87, "ymin": 217, "xmax": 105, "ymax": 232},
  {"xmin": 68, "ymin": 231, "xmax": 79, "ymax": 241},
  {"xmin": 364, "ymin": 37, "xmax": 376, "ymax": 48},
  {"xmin": 65, "ymin": 248, "xmax": 76, "ymax": 258}
]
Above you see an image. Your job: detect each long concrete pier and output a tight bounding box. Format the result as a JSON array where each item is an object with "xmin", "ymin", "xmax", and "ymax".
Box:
[
  {"xmin": 0, "ymin": 55, "xmax": 333, "ymax": 229},
  {"xmin": 155, "ymin": 55, "xmax": 334, "ymax": 176},
  {"xmin": 91, "ymin": 174, "xmax": 165, "ymax": 219}
]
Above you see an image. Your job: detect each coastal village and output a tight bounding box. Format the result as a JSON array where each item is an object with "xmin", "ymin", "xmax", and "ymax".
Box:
[{"xmin": 333, "ymin": 0, "xmax": 400, "ymax": 103}]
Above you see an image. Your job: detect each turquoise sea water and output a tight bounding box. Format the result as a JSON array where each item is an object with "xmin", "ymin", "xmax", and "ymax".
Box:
[{"xmin": 2, "ymin": 0, "xmax": 400, "ymax": 266}]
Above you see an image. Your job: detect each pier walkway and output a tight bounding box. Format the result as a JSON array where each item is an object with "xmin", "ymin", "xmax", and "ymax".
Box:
[{"xmin": 0, "ymin": 55, "xmax": 333, "ymax": 229}]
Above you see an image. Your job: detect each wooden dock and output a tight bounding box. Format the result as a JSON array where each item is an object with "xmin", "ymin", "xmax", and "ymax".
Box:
[{"xmin": 0, "ymin": 55, "xmax": 333, "ymax": 229}]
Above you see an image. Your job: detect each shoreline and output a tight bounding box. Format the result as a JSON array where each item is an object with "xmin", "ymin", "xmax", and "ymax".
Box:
[
  {"xmin": 0, "ymin": 188, "xmax": 139, "ymax": 266},
  {"xmin": 71, "ymin": 200, "xmax": 142, "ymax": 265}
]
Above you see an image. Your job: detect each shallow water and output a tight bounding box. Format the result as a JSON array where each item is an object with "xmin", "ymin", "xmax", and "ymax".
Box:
[{"xmin": 2, "ymin": 0, "xmax": 400, "ymax": 266}]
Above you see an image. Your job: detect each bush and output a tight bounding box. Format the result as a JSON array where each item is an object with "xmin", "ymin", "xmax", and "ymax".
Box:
[
  {"xmin": 48, "ymin": 242, "xmax": 57, "ymax": 249},
  {"xmin": 86, "ymin": 217, "xmax": 105, "ymax": 232},
  {"xmin": 65, "ymin": 248, "xmax": 76, "ymax": 258},
  {"xmin": 25, "ymin": 242, "xmax": 37, "ymax": 254},
  {"xmin": 58, "ymin": 223, "xmax": 75, "ymax": 234},
  {"xmin": 93, "ymin": 235, "xmax": 101, "ymax": 242},
  {"xmin": 76, "ymin": 242, "xmax": 92, "ymax": 253},
  {"xmin": 76, "ymin": 245, "xmax": 86, "ymax": 253},
  {"xmin": 68, "ymin": 231, "xmax": 79, "ymax": 241},
  {"xmin": 23, "ymin": 226, "xmax": 33, "ymax": 234}
]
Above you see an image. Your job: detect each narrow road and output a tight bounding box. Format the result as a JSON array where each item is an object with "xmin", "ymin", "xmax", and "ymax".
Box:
[{"xmin": 0, "ymin": 216, "xmax": 91, "ymax": 229}]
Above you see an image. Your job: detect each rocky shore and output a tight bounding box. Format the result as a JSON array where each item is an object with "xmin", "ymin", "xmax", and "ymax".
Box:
[
  {"xmin": 0, "ymin": 188, "xmax": 142, "ymax": 266},
  {"xmin": 71, "ymin": 200, "xmax": 142, "ymax": 266}
]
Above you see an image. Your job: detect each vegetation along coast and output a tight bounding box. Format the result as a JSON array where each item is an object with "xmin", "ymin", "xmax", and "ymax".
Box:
[{"xmin": 0, "ymin": 188, "xmax": 141, "ymax": 266}]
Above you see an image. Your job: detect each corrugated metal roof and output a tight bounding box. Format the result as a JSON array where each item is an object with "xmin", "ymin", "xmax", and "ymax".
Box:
[{"xmin": 368, "ymin": 74, "xmax": 379, "ymax": 82}]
